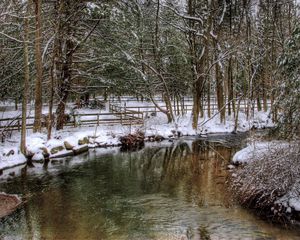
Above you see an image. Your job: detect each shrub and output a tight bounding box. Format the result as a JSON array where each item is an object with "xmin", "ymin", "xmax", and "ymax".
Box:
[{"xmin": 231, "ymin": 142, "xmax": 300, "ymax": 222}]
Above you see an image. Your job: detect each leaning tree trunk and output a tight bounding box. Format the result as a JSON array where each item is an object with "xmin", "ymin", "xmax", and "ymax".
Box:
[
  {"xmin": 163, "ymin": 92, "xmax": 174, "ymax": 123},
  {"xmin": 33, "ymin": 0, "xmax": 43, "ymax": 133}
]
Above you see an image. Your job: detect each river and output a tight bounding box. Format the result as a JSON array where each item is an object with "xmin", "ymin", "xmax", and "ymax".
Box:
[{"xmin": 0, "ymin": 135, "xmax": 300, "ymax": 239}]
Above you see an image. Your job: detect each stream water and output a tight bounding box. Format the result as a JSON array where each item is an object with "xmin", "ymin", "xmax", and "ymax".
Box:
[{"xmin": 1, "ymin": 135, "xmax": 300, "ymax": 239}]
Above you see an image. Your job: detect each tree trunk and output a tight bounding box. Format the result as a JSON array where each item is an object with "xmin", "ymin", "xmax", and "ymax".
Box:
[
  {"xmin": 192, "ymin": 68, "xmax": 206, "ymax": 129},
  {"xmin": 233, "ymin": 98, "xmax": 242, "ymax": 133},
  {"xmin": 216, "ymin": 59, "xmax": 225, "ymax": 123},
  {"xmin": 33, "ymin": 0, "xmax": 43, "ymax": 133},
  {"xmin": 163, "ymin": 93, "xmax": 174, "ymax": 123},
  {"xmin": 227, "ymin": 57, "xmax": 234, "ymax": 116},
  {"xmin": 21, "ymin": 2, "xmax": 30, "ymax": 155},
  {"xmin": 55, "ymin": 0, "xmax": 75, "ymax": 130},
  {"xmin": 56, "ymin": 38, "xmax": 74, "ymax": 130},
  {"xmin": 207, "ymin": 81, "xmax": 211, "ymax": 118}
]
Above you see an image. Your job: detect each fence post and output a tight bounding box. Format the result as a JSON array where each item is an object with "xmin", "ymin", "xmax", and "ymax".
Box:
[
  {"xmin": 73, "ymin": 114, "xmax": 76, "ymax": 127},
  {"xmin": 17, "ymin": 120, "xmax": 20, "ymax": 132},
  {"xmin": 121, "ymin": 113, "xmax": 123, "ymax": 125},
  {"xmin": 97, "ymin": 114, "xmax": 100, "ymax": 126}
]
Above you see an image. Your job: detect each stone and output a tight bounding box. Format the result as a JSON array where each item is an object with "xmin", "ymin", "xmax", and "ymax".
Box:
[
  {"xmin": 64, "ymin": 141, "xmax": 74, "ymax": 150},
  {"xmin": 78, "ymin": 137, "xmax": 89, "ymax": 145},
  {"xmin": 50, "ymin": 146, "xmax": 64, "ymax": 155}
]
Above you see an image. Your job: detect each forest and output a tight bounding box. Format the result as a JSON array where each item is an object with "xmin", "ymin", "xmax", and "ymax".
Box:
[
  {"xmin": 1, "ymin": 0, "xmax": 300, "ymax": 238},
  {"xmin": 1, "ymin": 0, "xmax": 299, "ymax": 138}
]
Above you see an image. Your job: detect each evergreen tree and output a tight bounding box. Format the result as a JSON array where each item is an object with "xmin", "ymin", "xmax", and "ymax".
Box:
[{"xmin": 277, "ymin": 25, "xmax": 300, "ymax": 138}]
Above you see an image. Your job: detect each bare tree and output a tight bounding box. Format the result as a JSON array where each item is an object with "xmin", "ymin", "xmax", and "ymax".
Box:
[
  {"xmin": 21, "ymin": 1, "xmax": 30, "ymax": 154},
  {"xmin": 32, "ymin": 0, "xmax": 43, "ymax": 133}
]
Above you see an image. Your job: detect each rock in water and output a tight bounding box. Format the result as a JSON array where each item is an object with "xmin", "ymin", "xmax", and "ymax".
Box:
[{"xmin": 0, "ymin": 193, "xmax": 22, "ymax": 219}]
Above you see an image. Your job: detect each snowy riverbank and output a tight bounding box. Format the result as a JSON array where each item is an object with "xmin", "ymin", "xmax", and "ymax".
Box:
[
  {"xmin": 0, "ymin": 108, "xmax": 273, "ymax": 172},
  {"xmin": 231, "ymin": 141, "xmax": 300, "ymax": 223}
]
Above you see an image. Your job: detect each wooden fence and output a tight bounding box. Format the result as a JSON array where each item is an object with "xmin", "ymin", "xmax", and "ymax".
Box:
[
  {"xmin": 112, "ymin": 99, "xmax": 272, "ymax": 117},
  {"xmin": 0, "ymin": 112, "xmax": 143, "ymax": 138},
  {"xmin": 0, "ymin": 97, "xmax": 272, "ymax": 138}
]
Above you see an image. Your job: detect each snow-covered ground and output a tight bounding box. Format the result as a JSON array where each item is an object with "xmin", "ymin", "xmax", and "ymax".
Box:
[
  {"xmin": 232, "ymin": 141, "xmax": 288, "ymax": 164},
  {"xmin": 0, "ymin": 103, "xmax": 112, "ymax": 127},
  {"xmin": 0, "ymin": 100, "xmax": 273, "ymax": 172}
]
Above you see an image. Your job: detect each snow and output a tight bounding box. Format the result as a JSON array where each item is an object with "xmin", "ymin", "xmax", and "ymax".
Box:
[
  {"xmin": 73, "ymin": 144, "xmax": 88, "ymax": 151},
  {"xmin": 232, "ymin": 143, "xmax": 270, "ymax": 164},
  {"xmin": 232, "ymin": 141, "xmax": 288, "ymax": 164},
  {"xmin": 143, "ymin": 108, "xmax": 273, "ymax": 138},
  {"xmin": 26, "ymin": 133, "xmax": 47, "ymax": 153},
  {"xmin": 32, "ymin": 152, "xmax": 44, "ymax": 161},
  {"xmin": 276, "ymin": 181, "xmax": 300, "ymax": 212},
  {"xmin": 63, "ymin": 136, "xmax": 78, "ymax": 147},
  {"xmin": 0, "ymin": 147, "xmax": 26, "ymax": 170},
  {"xmin": 46, "ymin": 139, "xmax": 64, "ymax": 149},
  {"xmin": 51, "ymin": 149, "xmax": 73, "ymax": 159},
  {"xmin": 0, "ymin": 99, "xmax": 274, "ymax": 172},
  {"xmin": 289, "ymin": 198, "xmax": 300, "ymax": 211}
]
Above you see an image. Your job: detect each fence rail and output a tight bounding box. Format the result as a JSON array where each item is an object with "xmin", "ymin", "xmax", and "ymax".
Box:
[
  {"xmin": 0, "ymin": 97, "xmax": 272, "ymax": 136},
  {"xmin": 0, "ymin": 112, "xmax": 143, "ymax": 133},
  {"xmin": 114, "ymin": 100, "xmax": 272, "ymax": 116}
]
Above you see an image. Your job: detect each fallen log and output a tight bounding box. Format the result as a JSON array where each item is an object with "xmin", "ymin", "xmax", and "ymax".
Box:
[
  {"xmin": 120, "ymin": 131, "xmax": 145, "ymax": 151},
  {"xmin": 73, "ymin": 144, "xmax": 89, "ymax": 155}
]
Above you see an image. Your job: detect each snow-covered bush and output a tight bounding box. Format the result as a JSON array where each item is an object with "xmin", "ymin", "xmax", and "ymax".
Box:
[{"xmin": 231, "ymin": 142, "xmax": 300, "ymax": 222}]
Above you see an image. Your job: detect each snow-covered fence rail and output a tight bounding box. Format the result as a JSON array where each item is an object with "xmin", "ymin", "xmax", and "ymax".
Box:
[
  {"xmin": 107, "ymin": 96, "xmax": 194, "ymax": 103},
  {"xmin": 72, "ymin": 112, "xmax": 143, "ymax": 126},
  {"xmin": 112, "ymin": 99, "xmax": 272, "ymax": 117},
  {"xmin": 109, "ymin": 103, "xmax": 144, "ymax": 120},
  {"xmin": 0, "ymin": 112, "xmax": 143, "ymax": 133},
  {"xmin": 0, "ymin": 115, "xmax": 22, "ymax": 142}
]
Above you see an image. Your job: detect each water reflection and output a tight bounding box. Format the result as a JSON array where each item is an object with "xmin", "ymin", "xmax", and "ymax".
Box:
[{"xmin": 0, "ymin": 138, "xmax": 300, "ymax": 239}]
